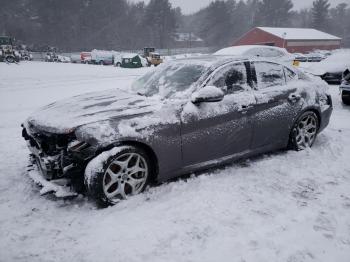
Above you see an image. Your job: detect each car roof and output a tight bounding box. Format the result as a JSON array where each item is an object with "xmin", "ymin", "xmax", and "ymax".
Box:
[
  {"xmin": 170, "ymin": 54, "xmax": 296, "ymax": 69},
  {"xmin": 213, "ymin": 45, "xmax": 288, "ymax": 56},
  {"xmin": 171, "ymin": 55, "xmax": 249, "ymax": 68}
]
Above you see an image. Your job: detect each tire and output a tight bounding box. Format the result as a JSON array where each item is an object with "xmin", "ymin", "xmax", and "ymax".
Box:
[
  {"xmin": 85, "ymin": 146, "xmax": 152, "ymax": 206},
  {"xmin": 99, "ymin": 61, "xmax": 104, "ymax": 65},
  {"xmin": 5, "ymin": 56, "xmax": 15, "ymax": 63},
  {"xmin": 342, "ymin": 92, "xmax": 350, "ymax": 105},
  {"xmin": 115, "ymin": 62, "xmax": 121, "ymax": 67},
  {"xmin": 289, "ymin": 111, "xmax": 319, "ymax": 151}
]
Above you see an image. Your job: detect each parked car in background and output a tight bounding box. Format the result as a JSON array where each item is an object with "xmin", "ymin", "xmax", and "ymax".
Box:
[
  {"xmin": 57, "ymin": 55, "xmax": 71, "ymax": 63},
  {"xmin": 113, "ymin": 52, "xmax": 123, "ymax": 67},
  {"xmin": 70, "ymin": 54, "xmax": 82, "ymax": 63},
  {"xmin": 214, "ymin": 45, "xmax": 295, "ymax": 65},
  {"xmin": 121, "ymin": 53, "xmax": 147, "ymax": 68},
  {"xmin": 91, "ymin": 50, "xmax": 114, "ymax": 65},
  {"xmin": 340, "ymin": 69, "xmax": 350, "ymax": 105},
  {"xmin": 305, "ymin": 52, "xmax": 325, "ymax": 62},
  {"xmin": 294, "ymin": 53, "xmax": 308, "ymax": 63},
  {"xmin": 17, "ymin": 45, "xmax": 33, "ymax": 61},
  {"xmin": 81, "ymin": 52, "xmax": 92, "ymax": 64},
  {"xmin": 22, "ymin": 56, "xmax": 332, "ymax": 206},
  {"xmin": 305, "ymin": 50, "xmax": 350, "ymax": 84}
]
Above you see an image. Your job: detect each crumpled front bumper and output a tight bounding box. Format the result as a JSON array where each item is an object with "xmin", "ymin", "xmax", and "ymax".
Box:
[
  {"xmin": 21, "ymin": 125, "xmax": 93, "ymax": 182},
  {"xmin": 27, "ymin": 157, "xmax": 78, "ymax": 198}
]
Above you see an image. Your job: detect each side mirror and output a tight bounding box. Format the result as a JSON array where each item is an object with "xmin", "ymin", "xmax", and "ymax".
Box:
[{"xmin": 191, "ymin": 86, "xmax": 225, "ymax": 104}]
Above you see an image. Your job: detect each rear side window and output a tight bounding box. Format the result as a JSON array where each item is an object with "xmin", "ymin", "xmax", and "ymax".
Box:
[
  {"xmin": 246, "ymin": 48, "xmax": 284, "ymax": 58},
  {"xmin": 208, "ymin": 63, "xmax": 249, "ymax": 94},
  {"xmin": 254, "ymin": 62, "xmax": 285, "ymax": 89}
]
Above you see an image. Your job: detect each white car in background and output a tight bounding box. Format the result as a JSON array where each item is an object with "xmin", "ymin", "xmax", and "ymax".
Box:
[
  {"xmin": 57, "ymin": 55, "xmax": 71, "ymax": 63},
  {"xmin": 113, "ymin": 52, "xmax": 123, "ymax": 67},
  {"xmin": 303, "ymin": 49, "xmax": 350, "ymax": 84},
  {"xmin": 214, "ymin": 45, "xmax": 295, "ymax": 64}
]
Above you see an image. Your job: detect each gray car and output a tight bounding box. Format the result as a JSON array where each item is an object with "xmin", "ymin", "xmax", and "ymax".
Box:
[{"xmin": 22, "ymin": 56, "xmax": 333, "ymax": 206}]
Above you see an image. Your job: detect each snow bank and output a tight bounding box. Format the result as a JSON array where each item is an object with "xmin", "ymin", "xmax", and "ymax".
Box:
[{"xmin": 0, "ymin": 61, "xmax": 350, "ymax": 262}]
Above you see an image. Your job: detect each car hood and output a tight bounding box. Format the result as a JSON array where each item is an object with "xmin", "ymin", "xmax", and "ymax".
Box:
[{"xmin": 25, "ymin": 89, "xmax": 162, "ymax": 134}]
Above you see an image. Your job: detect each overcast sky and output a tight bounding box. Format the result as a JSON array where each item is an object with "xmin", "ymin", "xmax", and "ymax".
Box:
[{"xmin": 131, "ymin": 0, "xmax": 350, "ymax": 14}]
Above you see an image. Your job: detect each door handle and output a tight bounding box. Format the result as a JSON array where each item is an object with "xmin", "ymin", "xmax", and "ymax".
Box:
[{"xmin": 240, "ymin": 104, "xmax": 252, "ymax": 114}]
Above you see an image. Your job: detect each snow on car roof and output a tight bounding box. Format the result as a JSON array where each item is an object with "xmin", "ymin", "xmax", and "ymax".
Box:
[
  {"xmin": 258, "ymin": 27, "xmax": 341, "ymax": 40},
  {"xmin": 174, "ymin": 55, "xmax": 249, "ymax": 68},
  {"xmin": 213, "ymin": 45, "xmax": 288, "ymax": 56},
  {"xmin": 122, "ymin": 53, "xmax": 139, "ymax": 59}
]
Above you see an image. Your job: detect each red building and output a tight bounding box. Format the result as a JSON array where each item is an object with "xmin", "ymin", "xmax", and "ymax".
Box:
[{"xmin": 234, "ymin": 27, "xmax": 342, "ymax": 53}]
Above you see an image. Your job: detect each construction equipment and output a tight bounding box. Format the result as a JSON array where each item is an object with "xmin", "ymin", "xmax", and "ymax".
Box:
[
  {"xmin": 0, "ymin": 36, "xmax": 20, "ymax": 63},
  {"xmin": 143, "ymin": 47, "xmax": 163, "ymax": 67},
  {"xmin": 45, "ymin": 47, "xmax": 59, "ymax": 62}
]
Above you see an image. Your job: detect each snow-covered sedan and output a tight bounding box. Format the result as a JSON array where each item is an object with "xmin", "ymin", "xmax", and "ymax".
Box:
[
  {"xmin": 22, "ymin": 56, "xmax": 333, "ymax": 206},
  {"xmin": 305, "ymin": 50, "xmax": 350, "ymax": 84},
  {"xmin": 214, "ymin": 45, "xmax": 295, "ymax": 65}
]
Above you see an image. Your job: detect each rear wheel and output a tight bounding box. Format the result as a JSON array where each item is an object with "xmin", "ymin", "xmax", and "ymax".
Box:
[
  {"xmin": 289, "ymin": 111, "xmax": 319, "ymax": 151},
  {"xmin": 115, "ymin": 62, "xmax": 121, "ymax": 67},
  {"xmin": 85, "ymin": 146, "xmax": 151, "ymax": 206}
]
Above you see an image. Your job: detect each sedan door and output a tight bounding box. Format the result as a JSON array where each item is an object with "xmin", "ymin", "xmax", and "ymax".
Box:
[
  {"xmin": 250, "ymin": 61, "xmax": 304, "ymax": 150},
  {"xmin": 180, "ymin": 62, "xmax": 256, "ymax": 168}
]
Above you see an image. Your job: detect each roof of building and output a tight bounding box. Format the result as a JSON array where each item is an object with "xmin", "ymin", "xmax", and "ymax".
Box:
[{"xmin": 257, "ymin": 27, "xmax": 341, "ymax": 41}]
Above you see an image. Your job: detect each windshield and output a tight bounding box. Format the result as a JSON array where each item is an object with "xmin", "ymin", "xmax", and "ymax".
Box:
[
  {"xmin": 132, "ymin": 62, "xmax": 208, "ymax": 98},
  {"xmin": 0, "ymin": 37, "xmax": 12, "ymax": 45}
]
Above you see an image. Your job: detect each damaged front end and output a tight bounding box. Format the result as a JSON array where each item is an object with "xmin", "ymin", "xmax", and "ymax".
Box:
[{"xmin": 22, "ymin": 122, "xmax": 97, "ymax": 195}]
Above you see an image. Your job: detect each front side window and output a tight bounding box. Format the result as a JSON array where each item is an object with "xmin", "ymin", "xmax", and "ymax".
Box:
[
  {"xmin": 208, "ymin": 63, "xmax": 249, "ymax": 94},
  {"xmin": 254, "ymin": 62, "xmax": 285, "ymax": 89}
]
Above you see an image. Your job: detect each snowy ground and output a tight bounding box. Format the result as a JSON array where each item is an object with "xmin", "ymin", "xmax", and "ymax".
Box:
[{"xmin": 0, "ymin": 61, "xmax": 350, "ymax": 262}]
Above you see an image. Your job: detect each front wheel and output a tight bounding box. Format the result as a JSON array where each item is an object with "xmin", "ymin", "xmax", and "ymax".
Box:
[
  {"xmin": 5, "ymin": 56, "xmax": 15, "ymax": 63},
  {"xmin": 289, "ymin": 111, "xmax": 319, "ymax": 151},
  {"xmin": 85, "ymin": 146, "xmax": 151, "ymax": 206}
]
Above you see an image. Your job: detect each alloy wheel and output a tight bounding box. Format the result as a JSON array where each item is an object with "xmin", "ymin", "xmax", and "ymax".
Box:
[
  {"xmin": 295, "ymin": 114, "xmax": 318, "ymax": 149},
  {"xmin": 102, "ymin": 153, "xmax": 148, "ymax": 202}
]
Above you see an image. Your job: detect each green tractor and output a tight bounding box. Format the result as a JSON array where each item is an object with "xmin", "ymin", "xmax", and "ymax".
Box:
[{"xmin": 0, "ymin": 36, "xmax": 20, "ymax": 63}]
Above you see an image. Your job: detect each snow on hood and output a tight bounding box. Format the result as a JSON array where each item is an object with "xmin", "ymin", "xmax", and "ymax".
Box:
[{"xmin": 25, "ymin": 88, "xmax": 162, "ymax": 134}]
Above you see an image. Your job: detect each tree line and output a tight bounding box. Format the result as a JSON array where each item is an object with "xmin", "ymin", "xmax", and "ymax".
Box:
[
  {"xmin": 184, "ymin": 0, "xmax": 350, "ymax": 48},
  {"xmin": 0, "ymin": 0, "xmax": 349, "ymax": 51}
]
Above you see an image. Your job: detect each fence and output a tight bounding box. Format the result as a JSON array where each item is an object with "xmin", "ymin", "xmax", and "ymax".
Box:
[{"xmin": 30, "ymin": 47, "xmax": 215, "ymax": 61}]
